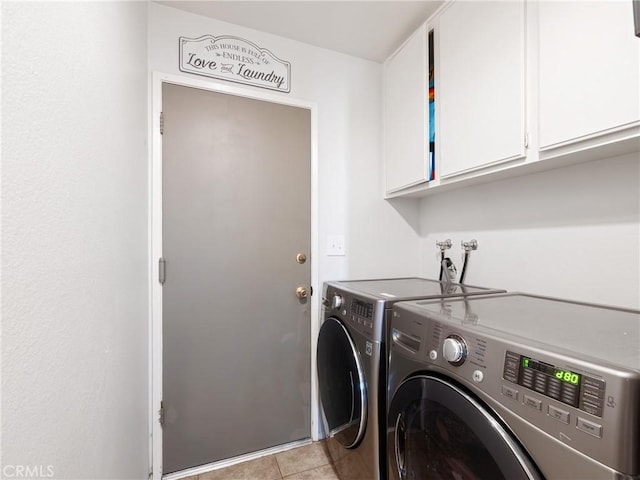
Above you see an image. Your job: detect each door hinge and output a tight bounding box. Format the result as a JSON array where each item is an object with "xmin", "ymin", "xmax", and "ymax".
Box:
[
  {"xmin": 159, "ymin": 400, "xmax": 165, "ymax": 427},
  {"xmin": 159, "ymin": 258, "xmax": 166, "ymax": 285},
  {"xmin": 160, "ymin": 112, "xmax": 164, "ymax": 135},
  {"xmin": 524, "ymin": 132, "xmax": 529, "ymax": 148}
]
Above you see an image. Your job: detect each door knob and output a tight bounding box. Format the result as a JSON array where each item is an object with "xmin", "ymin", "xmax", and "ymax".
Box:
[
  {"xmin": 296, "ymin": 287, "xmax": 308, "ymax": 299},
  {"xmin": 296, "ymin": 253, "xmax": 307, "ymax": 264}
]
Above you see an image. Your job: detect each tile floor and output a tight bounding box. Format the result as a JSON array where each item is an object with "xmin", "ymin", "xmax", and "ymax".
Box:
[{"xmin": 185, "ymin": 442, "xmax": 338, "ymax": 480}]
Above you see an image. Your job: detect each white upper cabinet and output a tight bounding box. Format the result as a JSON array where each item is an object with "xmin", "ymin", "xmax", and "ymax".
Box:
[
  {"xmin": 382, "ymin": 0, "xmax": 639, "ymax": 199},
  {"xmin": 538, "ymin": 1, "xmax": 640, "ymax": 150},
  {"xmin": 438, "ymin": 0, "xmax": 526, "ymax": 178},
  {"xmin": 384, "ymin": 24, "xmax": 429, "ymax": 194}
]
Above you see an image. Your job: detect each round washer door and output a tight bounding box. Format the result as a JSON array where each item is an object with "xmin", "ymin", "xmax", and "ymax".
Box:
[
  {"xmin": 316, "ymin": 316, "xmax": 367, "ymax": 448},
  {"xmin": 387, "ymin": 375, "xmax": 542, "ymax": 480}
]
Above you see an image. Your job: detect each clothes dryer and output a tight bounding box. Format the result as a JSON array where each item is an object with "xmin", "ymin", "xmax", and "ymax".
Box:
[
  {"xmin": 317, "ymin": 278, "xmax": 505, "ymax": 480},
  {"xmin": 387, "ymin": 293, "xmax": 640, "ymax": 480}
]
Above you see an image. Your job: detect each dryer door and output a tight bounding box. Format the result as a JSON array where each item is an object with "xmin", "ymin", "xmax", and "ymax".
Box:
[
  {"xmin": 388, "ymin": 375, "xmax": 542, "ymax": 480},
  {"xmin": 316, "ymin": 317, "xmax": 367, "ymax": 448}
]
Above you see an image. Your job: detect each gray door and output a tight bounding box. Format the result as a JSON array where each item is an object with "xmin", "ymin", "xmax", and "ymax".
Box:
[{"xmin": 161, "ymin": 83, "xmax": 311, "ymax": 474}]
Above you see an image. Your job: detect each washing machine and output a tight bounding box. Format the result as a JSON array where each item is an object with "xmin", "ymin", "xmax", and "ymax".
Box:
[
  {"xmin": 316, "ymin": 278, "xmax": 506, "ymax": 480},
  {"xmin": 387, "ymin": 293, "xmax": 640, "ymax": 480}
]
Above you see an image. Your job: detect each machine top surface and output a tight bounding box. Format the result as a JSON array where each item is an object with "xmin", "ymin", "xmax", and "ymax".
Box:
[
  {"xmin": 404, "ymin": 293, "xmax": 640, "ymax": 370},
  {"xmin": 326, "ymin": 277, "xmax": 505, "ymax": 304}
]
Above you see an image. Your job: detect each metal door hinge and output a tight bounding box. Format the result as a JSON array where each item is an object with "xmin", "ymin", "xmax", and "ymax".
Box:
[
  {"xmin": 524, "ymin": 132, "xmax": 529, "ymax": 148},
  {"xmin": 159, "ymin": 401, "xmax": 165, "ymax": 427},
  {"xmin": 159, "ymin": 258, "xmax": 166, "ymax": 285},
  {"xmin": 160, "ymin": 112, "xmax": 164, "ymax": 135}
]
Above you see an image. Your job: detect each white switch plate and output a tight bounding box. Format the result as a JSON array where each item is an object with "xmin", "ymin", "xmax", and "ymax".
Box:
[{"xmin": 327, "ymin": 235, "xmax": 345, "ymax": 256}]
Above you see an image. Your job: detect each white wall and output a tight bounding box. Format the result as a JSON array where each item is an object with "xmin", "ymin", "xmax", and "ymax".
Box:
[
  {"xmin": 419, "ymin": 153, "xmax": 640, "ymax": 309},
  {"xmin": 148, "ymin": 3, "xmax": 421, "ymax": 284},
  {"xmin": 1, "ymin": 2, "xmax": 149, "ymax": 479}
]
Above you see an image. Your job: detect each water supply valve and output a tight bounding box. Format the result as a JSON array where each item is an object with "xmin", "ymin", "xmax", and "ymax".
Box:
[
  {"xmin": 461, "ymin": 239, "xmax": 478, "ymax": 252},
  {"xmin": 436, "ymin": 239, "xmax": 455, "ymax": 283},
  {"xmin": 459, "ymin": 239, "xmax": 478, "ymax": 284},
  {"xmin": 436, "ymin": 239, "xmax": 452, "ymax": 252}
]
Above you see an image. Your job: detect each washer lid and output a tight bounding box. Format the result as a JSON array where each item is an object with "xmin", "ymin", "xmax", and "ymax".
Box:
[
  {"xmin": 316, "ymin": 317, "xmax": 367, "ymax": 448},
  {"xmin": 328, "ymin": 277, "xmax": 504, "ymax": 302}
]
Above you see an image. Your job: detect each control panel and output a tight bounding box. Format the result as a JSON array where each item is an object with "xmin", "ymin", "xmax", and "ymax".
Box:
[
  {"xmin": 347, "ymin": 296, "xmax": 375, "ymax": 332},
  {"xmin": 503, "ymin": 351, "xmax": 605, "ymax": 417},
  {"xmin": 351, "ymin": 298, "xmax": 374, "ymax": 321},
  {"xmin": 322, "ymin": 285, "xmax": 384, "ymax": 342}
]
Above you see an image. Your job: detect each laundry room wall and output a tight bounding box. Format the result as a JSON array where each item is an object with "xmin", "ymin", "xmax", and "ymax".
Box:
[
  {"xmin": 148, "ymin": 3, "xmax": 421, "ymax": 285},
  {"xmin": 2, "ymin": 2, "xmax": 149, "ymax": 479},
  {"xmin": 419, "ymin": 153, "xmax": 640, "ymax": 309}
]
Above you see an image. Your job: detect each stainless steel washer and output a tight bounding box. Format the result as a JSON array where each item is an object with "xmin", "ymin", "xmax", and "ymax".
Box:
[
  {"xmin": 387, "ymin": 293, "xmax": 640, "ymax": 480},
  {"xmin": 316, "ymin": 278, "xmax": 506, "ymax": 480}
]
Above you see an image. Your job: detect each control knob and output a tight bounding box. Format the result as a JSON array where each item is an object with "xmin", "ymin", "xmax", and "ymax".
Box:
[
  {"xmin": 442, "ymin": 335, "xmax": 467, "ymax": 366},
  {"xmin": 331, "ymin": 294, "xmax": 343, "ymax": 310}
]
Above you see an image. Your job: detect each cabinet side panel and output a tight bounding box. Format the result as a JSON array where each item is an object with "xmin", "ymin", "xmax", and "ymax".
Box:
[{"xmin": 384, "ymin": 25, "xmax": 429, "ymax": 192}]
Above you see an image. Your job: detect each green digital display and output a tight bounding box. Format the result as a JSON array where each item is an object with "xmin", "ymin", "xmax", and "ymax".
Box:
[
  {"xmin": 554, "ymin": 369, "xmax": 580, "ymax": 385},
  {"xmin": 521, "ymin": 357, "xmax": 581, "ymax": 386}
]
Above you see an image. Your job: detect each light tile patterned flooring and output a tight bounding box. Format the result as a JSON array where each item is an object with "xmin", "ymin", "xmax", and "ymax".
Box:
[{"xmin": 185, "ymin": 442, "xmax": 338, "ymax": 480}]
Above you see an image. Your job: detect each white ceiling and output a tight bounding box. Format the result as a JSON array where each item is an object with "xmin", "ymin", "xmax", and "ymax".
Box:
[{"xmin": 156, "ymin": 1, "xmax": 444, "ymax": 62}]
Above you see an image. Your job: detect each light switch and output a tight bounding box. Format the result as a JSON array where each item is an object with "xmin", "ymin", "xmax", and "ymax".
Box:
[{"xmin": 327, "ymin": 235, "xmax": 345, "ymax": 256}]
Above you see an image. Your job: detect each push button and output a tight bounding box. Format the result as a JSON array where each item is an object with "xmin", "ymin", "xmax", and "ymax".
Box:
[
  {"xmin": 501, "ymin": 385, "xmax": 519, "ymax": 401},
  {"xmin": 548, "ymin": 405, "xmax": 570, "ymax": 424},
  {"xmin": 577, "ymin": 417, "xmax": 603, "ymax": 438},
  {"xmin": 524, "ymin": 394, "xmax": 542, "ymax": 411}
]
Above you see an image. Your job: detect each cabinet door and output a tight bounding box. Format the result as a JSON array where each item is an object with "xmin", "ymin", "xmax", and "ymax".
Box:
[
  {"xmin": 384, "ymin": 24, "xmax": 429, "ymax": 193},
  {"xmin": 439, "ymin": 1, "xmax": 526, "ymax": 178},
  {"xmin": 539, "ymin": 1, "xmax": 640, "ymax": 149}
]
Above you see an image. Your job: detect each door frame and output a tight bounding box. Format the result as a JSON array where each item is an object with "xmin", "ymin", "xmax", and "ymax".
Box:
[{"xmin": 149, "ymin": 72, "xmax": 320, "ymax": 479}]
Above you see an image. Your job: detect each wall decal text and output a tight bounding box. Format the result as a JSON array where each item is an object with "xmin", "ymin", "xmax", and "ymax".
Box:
[{"xmin": 179, "ymin": 35, "xmax": 291, "ymax": 93}]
